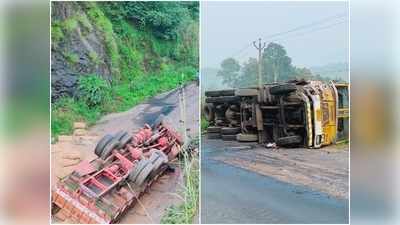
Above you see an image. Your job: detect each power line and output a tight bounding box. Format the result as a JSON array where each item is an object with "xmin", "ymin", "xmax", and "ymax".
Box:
[
  {"xmin": 227, "ymin": 12, "xmax": 348, "ymax": 60},
  {"xmin": 228, "ymin": 43, "xmax": 253, "ymax": 59},
  {"xmin": 234, "ymin": 20, "xmax": 347, "ymax": 63},
  {"xmin": 270, "ymin": 20, "xmax": 347, "ymax": 43},
  {"xmin": 261, "ymin": 12, "xmax": 347, "ymax": 40}
]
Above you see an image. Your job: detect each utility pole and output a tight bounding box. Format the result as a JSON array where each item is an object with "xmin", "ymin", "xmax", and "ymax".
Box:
[
  {"xmin": 253, "ymin": 38, "xmax": 266, "ymax": 92},
  {"xmin": 252, "ymin": 38, "xmax": 266, "ymax": 144}
]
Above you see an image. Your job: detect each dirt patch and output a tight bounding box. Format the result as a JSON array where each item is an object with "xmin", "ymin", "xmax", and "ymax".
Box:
[
  {"xmin": 208, "ymin": 138, "xmax": 349, "ymax": 199},
  {"xmin": 51, "ymin": 83, "xmax": 199, "ymax": 223}
]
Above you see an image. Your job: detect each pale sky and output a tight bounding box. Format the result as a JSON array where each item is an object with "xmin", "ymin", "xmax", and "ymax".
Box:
[{"xmin": 201, "ymin": 1, "xmax": 349, "ymax": 68}]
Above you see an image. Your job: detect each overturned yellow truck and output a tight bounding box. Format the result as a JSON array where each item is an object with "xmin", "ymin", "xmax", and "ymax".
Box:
[{"xmin": 203, "ymin": 80, "xmax": 349, "ymax": 148}]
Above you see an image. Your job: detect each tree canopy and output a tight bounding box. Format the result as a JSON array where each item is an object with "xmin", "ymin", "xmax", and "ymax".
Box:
[
  {"xmin": 98, "ymin": 2, "xmax": 198, "ymax": 40},
  {"xmin": 216, "ymin": 42, "xmax": 327, "ymax": 88},
  {"xmin": 216, "ymin": 58, "xmax": 241, "ymax": 87}
]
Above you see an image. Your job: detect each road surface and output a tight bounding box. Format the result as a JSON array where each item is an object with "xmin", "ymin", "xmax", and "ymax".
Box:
[{"xmin": 201, "ymin": 137, "xmax": 349, "ymax": 224}]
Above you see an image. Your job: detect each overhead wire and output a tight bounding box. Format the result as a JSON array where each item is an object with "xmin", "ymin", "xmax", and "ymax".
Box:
[{"xmin": 226, "ymin": 12, "xmax": 348, "ymax": 61}]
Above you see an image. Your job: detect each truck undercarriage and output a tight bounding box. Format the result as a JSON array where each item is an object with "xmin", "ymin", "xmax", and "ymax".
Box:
[{"xmin": 204, "ymin": 79, "xmax": 349, "ymax": 148}]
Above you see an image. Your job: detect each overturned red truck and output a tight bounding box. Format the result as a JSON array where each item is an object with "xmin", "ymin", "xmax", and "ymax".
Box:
[{"xmin": 52, "ymin": 118, "xmax": 183, "ymax": 223}]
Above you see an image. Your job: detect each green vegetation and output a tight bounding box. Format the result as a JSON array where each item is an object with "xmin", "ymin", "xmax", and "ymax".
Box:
[
  {"xmin": 88, "ymin": 51, "xmax": 100, "ymax": 65},
  {"xmin": 51, "ymin": 22, "xmax": 64, "ymax": 46},
  {"xmin": 161, "ymin": 138, "xmax": 199, "ymax": 224},
  {"xmin": 76, "ymin": 14, "xmax": 92, "ymax": 33},
  {"xmin": 52, "ymin": 97, "xmax": 102, "ymax": 137},
  {"xmin": 218, "ymin": 42, "xmax": 327, "ymax": 87},
  {"xmin": 52, "ymin": 68, "xmax": 195, "ymax": 136},
  {"xmin": 77, "ymin": 75, "xmax": 111, "ymax": 107},
  {"xmin": 201, "ymin": 116, "xmax": 209, "ymax": 133},
  {"xmin": 64, "ymin": 17, "xmax": 79, "ymax": 32},
  {"xmin": 51, "ymin": 2, "xmax": 198, "ymax": 137},
  {"xmin": 64, "ymin": 52, "xmax": 79, "ymax": 64},
  {"xmin": 86, "ymin": 3, "xmax": 121, "ymax": 76}
]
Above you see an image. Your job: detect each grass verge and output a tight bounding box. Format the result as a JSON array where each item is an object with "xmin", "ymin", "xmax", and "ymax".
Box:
[
  {"xmin": 161, "ymin": 138, "xmax": 199, "ymax": 224},
  {"xmin": 200, "ymin": 115, "xmax": 209, "ymax": 134},
  {"xmin": 51, "ymin": 67, "xmax": 196, "ymax": 139}
]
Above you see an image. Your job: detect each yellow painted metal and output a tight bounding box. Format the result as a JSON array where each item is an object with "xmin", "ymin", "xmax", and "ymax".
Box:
[{"xmin": 319, "ymin": 84, "xmax": 337, "ymax": 146}]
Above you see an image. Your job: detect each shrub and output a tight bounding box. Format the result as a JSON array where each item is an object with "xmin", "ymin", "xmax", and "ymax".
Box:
[
  {"xmin": 99, "ymin": 2, "xmax": 196, "ymax": 40},
  {"xmin": 52, "ymin": 97, "xmax": 102, "ymax": 137},
  {"xmin": 51, "ymin": 21, "xmax": 64, "ymax": 45},
  {"xmin": 64, "ymin": 52, "xmax": 79, "ymax": 64},
  {"xmin": 64, "ymin": 17, "xmax": 78, "ymax": 32},
  {"xmin": 77, "ymin": 74, "xmax": 110, "ymax": 107},
  {"xmin": 88, "ymin": 51, "xmax": 100, "ymax": 65}
]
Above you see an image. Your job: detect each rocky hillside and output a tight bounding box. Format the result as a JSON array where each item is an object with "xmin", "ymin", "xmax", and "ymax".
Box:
[
  {"xmin": 51, "ymin": 1, "xmax": 198, "ymax": 101},
  {"xmin": 51, "ymin": 2, "xmax": 198, "ymax": 137}
]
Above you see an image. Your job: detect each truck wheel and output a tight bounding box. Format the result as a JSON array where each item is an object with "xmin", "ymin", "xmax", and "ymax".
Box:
[
  {"xmin": 149, "ymin": 150, "xmax": 168, "ymax": 177},
  {"xmin": 207, "ymin": 126, "xmax": 221, "ymax": 133},
  {"xmin": 114, "ymin": 130, "xmax": 128, "ymax": 141},
  {"xmin": 222, "ymin": 134, "xmax": 237, "ymax": 141},
  {"xmin": 203, "ymin": 104, "xmax": 215, "ymax": 121},
  {"xmin": 221, "ymin": 127, "xmax": 241, "ymax": 135},
  {"xmin": 94, "ymin": 134, "xmax": 113, "ymax": 157},
  {"xmin": 135, "ymin": 162, "xmax": 155, "ymax": 186},
  {"xmin": 236, "ymin": 133, "xmax": 258, "ymax": 142},
  {"xmin": 205, "ymin": 89, "xmax": 235, "ymax": 97},
  {"xmin": 118, "ymin": 133, "xmax": 132, "ymax": 148},
  {"xmin": 101, "ymin": 139, "xmax": 120, "ymax": 160},
  {"xmin": 129, "ymin": 159, "xmax": 151, "ymax": 183},
  {"xmin": 235, "ymin": 88, "xmax": 259, "ymax": 96},
  {"xmin": 207, "ymin": 133, "xmax": 222, "ymax": 139},
  {"xmin": 205, "ymin": 96, "xmax": 240, "ymax": 104},
  {"xmin": 269, "ymin": 84, "xmax": 297, "ymax": 95},
  {"xmin": 276, "ymin": 135, "xmax": 302, "ymax": 146}
]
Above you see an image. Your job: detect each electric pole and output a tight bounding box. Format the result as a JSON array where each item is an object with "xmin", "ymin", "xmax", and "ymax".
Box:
[
  {"xmin": 253, "ymin": 38, "xmax": 266, "ymax": 92},
  {"xmin": 252, "ymin": 38, "xmax": 266, "ymax": 144}
]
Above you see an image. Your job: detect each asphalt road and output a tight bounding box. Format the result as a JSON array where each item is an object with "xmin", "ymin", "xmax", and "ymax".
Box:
[{"xmin": 201, "ymin": 138, "xmax": 349, "ymax": 224}]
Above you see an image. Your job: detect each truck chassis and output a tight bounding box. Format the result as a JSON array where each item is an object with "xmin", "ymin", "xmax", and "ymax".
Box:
[
  {"xmin": 203, "ymin": 79, "xmax": 349, "ymax": 148},
  {"xmin": 52, "ymin": 119, "xmax": 184, "ymax": 223}
]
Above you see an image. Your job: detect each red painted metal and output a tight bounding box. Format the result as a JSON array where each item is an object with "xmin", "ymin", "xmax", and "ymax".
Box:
[{"xmin": 52, "ymin": 121, "xmax": 183, "ymax": 223}]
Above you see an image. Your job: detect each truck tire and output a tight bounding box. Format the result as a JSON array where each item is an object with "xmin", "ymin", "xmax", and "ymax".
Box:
[
  {"xmin": 205, "ymin": 89, "xmax": 235, "ymax": 97},
  {"xmin": 118, "ymin": 133, "xmax": 132, "ymax": 148},
  {"xmin": 129, "ymin": 159, "xmax": 151, "ymax": 183},
  {"xmin": 203, "ymin": 104, "xmax": 215, "ymax": 121},
  {"xmin": 207, "ymin": 126, "xmax": 221, "ymax": 133},
  {"xmin": 114, "ymin": 130, "xmax": 128, "ymax": 141},
  {"xmin": 94, "ymin": 134, "xmax": 114, "ymax": 157},
  {"xmin": 207, "ymin": 133, "xmax": 222, "ymax": 139},
  {"xmin": 135, "ymin": 162, "xmax": 155, "ymax": 186},
  {"xmin": 269, "ymin": 84, "xmax": 297, "ymax": 95},
  {"xmin": 222, "ymin": 134, "xmax": 237, "ymax": 141},
  {"xmin": 276, "ymin": 135, "xmax": 302, "ymax": 146},
  {"xmin": 101, "ymin": 139, "xmax": 120, "ymax": 160},
  {"xmin": 236, "ymin": 133, "xmax": 258, "ymax": 142},
  {"xmin": 205, "ymin": 96, "xmax": 240, "ymax": 104},
  {"xmin": 235, "ymin": 88, "xmax": 259, "ymax": 96},
  {"xmin": 221, "ymin": 127, "xmax": 241, "ymax": 135},
  {"xmin": 149, "ymin": 150, "xmax": 168, "ymax": 178}
]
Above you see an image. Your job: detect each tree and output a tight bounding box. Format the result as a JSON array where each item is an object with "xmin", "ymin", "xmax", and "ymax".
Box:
[
  {"xmin": 238, "ymin": 57, "xmax": 258, "ymax": 87},
  {"xmin": 216, "ymin": 58, "xmax": 241, "ymax": 87},
  {"xmin": 262, "ymin": 42, "xmax": 296, "ymax": 82},
  {"xmin": 99, "ymin": 2, "xmax": 195, "ymax": 40},
  {"xmin": 294, "ymin": 67, "xmax": 314, "ymax": 80}
]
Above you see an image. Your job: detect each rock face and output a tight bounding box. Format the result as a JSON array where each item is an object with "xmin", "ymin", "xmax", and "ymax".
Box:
[{"xmin": 51, "ymin": 2, "xmax": 112, "ymax": 101}]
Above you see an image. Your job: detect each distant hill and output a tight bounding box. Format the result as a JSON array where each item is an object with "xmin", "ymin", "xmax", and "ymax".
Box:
[
  {"xmin": 200, "ymin": 67, "xmax": 230, "ymax": 94},
  {"xmin": 310, "ymin": 62, "xmax": 349, "ymax": 82}
]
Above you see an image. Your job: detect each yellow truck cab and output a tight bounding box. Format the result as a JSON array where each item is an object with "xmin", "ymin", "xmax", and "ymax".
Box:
[{"xmin": 302, "ymin": 81, "xmax": 348, "ymax": 148}]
